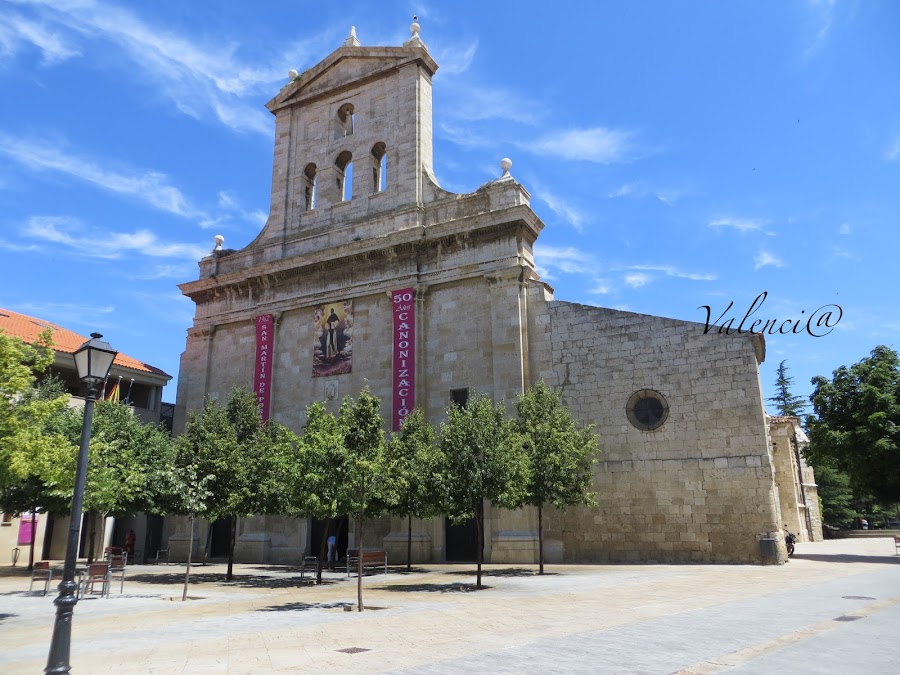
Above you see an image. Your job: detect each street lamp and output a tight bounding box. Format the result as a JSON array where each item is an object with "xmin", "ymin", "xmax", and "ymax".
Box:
[{"xmin": 46, "ymin": 333, "xmax": 117, "ymax": 675}]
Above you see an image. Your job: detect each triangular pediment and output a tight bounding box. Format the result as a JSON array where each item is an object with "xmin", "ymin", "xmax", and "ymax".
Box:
[{"xmin": 267, "ymin": 45, "xmax": 438, "ymax": 113}]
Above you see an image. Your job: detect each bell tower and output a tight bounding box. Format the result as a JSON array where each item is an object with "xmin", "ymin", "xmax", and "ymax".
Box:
[{"xmin": 257, "ymin": 19, "xmax": 439, "ymax": 249}]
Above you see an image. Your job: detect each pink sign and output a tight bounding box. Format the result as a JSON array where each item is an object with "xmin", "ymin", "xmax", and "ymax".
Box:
[
  {"xmin": 392, "ymin": 288, "xmax": 415, "ymax": 431},
  {"xmin": 17, "ymin": 513, "xmax": 38, "ymax": 545},
  {"xmin": 254, "ymin": 314, "xmax": 274, "ymax": 421}
]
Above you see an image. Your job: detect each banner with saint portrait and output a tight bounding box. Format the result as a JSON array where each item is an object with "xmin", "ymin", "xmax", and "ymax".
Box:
[{"xmin": 312, "ymin": 301, "xmax": 353, "ymax": 377}]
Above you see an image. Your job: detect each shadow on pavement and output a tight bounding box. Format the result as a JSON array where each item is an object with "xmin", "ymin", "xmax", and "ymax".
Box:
[
  {"xmin": 791, "ymin": 553, "xmax": 900, "ymax": 564},
  {"xmin": 444, "ymin": 567, "xmax": 557, "ymax": 577},
  {"xmin": 379, "ymin": 582, "xmax": 490, "ymax": 593},
  {"xmin": 126, "ymin": 572, "xmax": 338, "ymax": 589},
  {"xmin": 257, "ymin": 601, "xmax": 353, "ymax": 612},
  {"xmin": 0, "ymin": 613, "xmax": 17, "ymax": 623}
]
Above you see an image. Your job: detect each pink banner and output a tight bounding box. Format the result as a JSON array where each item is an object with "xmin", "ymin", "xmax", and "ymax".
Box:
[
  {"xmin": 392, "ymin": 288, "xmax": 415, "ymax": 431},
  {"xmin": 254, "ymin": 314, "xmax": 274, "ymax": 421},
  {"xmin": 17, "ymin": 513, "xmax": 38, "ymax": 545}
]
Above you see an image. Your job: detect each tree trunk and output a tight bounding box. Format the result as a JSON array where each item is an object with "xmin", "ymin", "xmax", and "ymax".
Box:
[
  {"xmin": 538, "ymin": 504, "xmax": 544, "ymax": 575},
  {"xmin": 87, "ymin": 511, "xmax": 97, "ymax": 563},
  {"xmin": 475, "ymin": 502, "xmax": 484, "ymax": 589},
  {"xmin": 316, "ymin": 517, "xmax": 332, "ymax": 584},
  {"xmin": 407, "ymin": 513, "xmax": 412, "ymax": 571},
  {"xmin": 27, "ymin": 509, "xmax": 37, "ymax": 571},
  {"xmin": 226, "ymin": 516, "xmax": 236, "ymax": 581},
  {"xmin": 356, "ymin": 518, "xmax": 364, "ymax": 612},
  {"xmin": 182, "ymin": 514, "xmax": 194, "ymax": 601}
]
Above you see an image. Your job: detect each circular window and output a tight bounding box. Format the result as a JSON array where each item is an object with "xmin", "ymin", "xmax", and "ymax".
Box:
[{"xmin": 626, "ymin": 389, "xmax": 669, "ymax": 431}]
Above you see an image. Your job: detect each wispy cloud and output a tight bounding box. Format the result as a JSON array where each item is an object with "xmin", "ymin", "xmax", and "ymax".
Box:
[
  {"xmin": 838, "ymin": 222, "xmax": 851, "ymax": 235},
  {"xmin": 441, "ymin": 83, "xmax": 541, "ymax": 124},
  {"xmin": 886, "ymin": 135, "xmax": 900, "ymax": 161},
  {"xmin": 432, "ymin": 39, "xmax": 478, "ymax": 76},
  {"xmin": 624, "ymin": 264, "xmax": 716, "ymax": 282},
  {"xmin": 0, "ymin": 10, "xmax": 80, "ymax": 64},
  {"xmin": 528, "ymin": 127, "xmax": 640, "ymax": 164},
  {"xmin": 608, "ymin": 182, "xmax": 683, "ymax": 205},
  {"xmin": 531, "ymin": 182, "xmax": 587, "ymax": 232},
  {"xmin": 624, "ymin": 272, "xmax": 651, "ymax": 288},
  {"xmin": 803, "ymin": 0, "xmax": 837, "ymax": 60},
  {"xmin": 0, "ymin": 135, "xmax": 198, "ymax": 217},
  {"xmin": 13, "ymin": 301, "xmax": 117, "ymax": 332},
  {"xmin": 197, "ymin": 191, "xmax": 267, "ymax": 230},
  {"xmin": 6, "ymin": 0, "xmax": 330, "ymax": 135},
  {"xmin": 708, "ymin": 216, "xmax": 774, "ymax": 235},
  {"xmin": 22, "ymin": 215, "xmax": 210, "ymax": 260},
  {"xmin": 534, "ymin": 245, "xmax": 597, "ymax": 276},
  {"xmin": 438, "ymin": 122, "xmax": 495, "ymax": 150},
  {"xmin": 754, "ymin": 250, "xmax": 785, "ymax": 270}
]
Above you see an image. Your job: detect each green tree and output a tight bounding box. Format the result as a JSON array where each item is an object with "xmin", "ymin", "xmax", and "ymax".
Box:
[
  {"xmin": 439, "ymin": 393, "xmax": 528, "ymax": 589},
  {"xmin": 292, "ymin": 400, "xmax": 346, "ymax": 571},
  {"xmin": 515, "ymin": 381, "xmax": 599, "ymax": 574},
  {"xmin": 767, "ymin": 360, "xmax": 808, "ymax": 417},
  {"xmin": 0, "ymin": 332, "xmax": 75, "ymax": 568},
  {"xmin": 337, "ymin": 388, "xmax": 390, "ymax": 611},
  {"xmin": 173, "ymin": 388, "xmax": 274, "ymax": 580},
  {"xmin": 806, "ymin": 346, "xmax": 900, "ymax": 506},
  {"xmin": 384, "ymin": 409, "xmax": 443, "ymax": 570}
]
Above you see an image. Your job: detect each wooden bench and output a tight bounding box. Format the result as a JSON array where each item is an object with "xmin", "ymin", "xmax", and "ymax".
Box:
[{"xmin": 346, "ymin": 548, "xmax": 387, "ymax": 576}]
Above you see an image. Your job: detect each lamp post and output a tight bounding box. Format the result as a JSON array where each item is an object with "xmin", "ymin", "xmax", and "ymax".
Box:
[{"xmin": 46, "ymin": 333, "xmax": 117, "ymax": 675}]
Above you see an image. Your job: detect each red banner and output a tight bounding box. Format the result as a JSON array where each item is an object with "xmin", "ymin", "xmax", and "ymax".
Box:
[
  {"xmin": 392, "ymin": 288, "xmax": 415, "ymax": 431},
  {"xmin": 254, "ymin": 314, "xmax": 274, "ymax": 421}
]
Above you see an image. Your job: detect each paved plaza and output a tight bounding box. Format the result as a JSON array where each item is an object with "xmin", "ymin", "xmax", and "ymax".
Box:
[{"xmin": 1, "ymin": 537, "xmax": 898, "ymax": 674}]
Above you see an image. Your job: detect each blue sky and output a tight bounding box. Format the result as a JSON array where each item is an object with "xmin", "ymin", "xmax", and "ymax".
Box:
[{"xmin": 1, "ymin": 1, "xmax": 898, "ymax": 411}]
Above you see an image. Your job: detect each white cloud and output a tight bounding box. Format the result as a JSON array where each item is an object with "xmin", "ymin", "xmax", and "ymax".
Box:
[
  {"xmin": 589, "ymin": 282, "xmax": 611, "ymax": 295},
  {"xmin": 838, "ymin": 222, "xmax": 851, "ymax": 235},
  {"xmin": 528, "ymin": 127, "xmax": 640, "ymax": 164},
  {"xmin": 432, "ymin": 39, "xmax": 478, "ymax": 76},
  {"xmin": 0, "ymin": 10, "xmax": 80, "ymax": 64},
  {"xmin": 22, "ymin": 215, "xmax": 210, "ymax": 260},
  {"xmin": 0, "ymin": 135, "xmax": 198, "ymax": 217},
  {"xmin": 886, "ymin": 135, "xmax": 900, "ymax": 161},
  {"xmin": 534, "ymin": 245, "xmax": 597, "ymax": 276},
  {"xmin": 438, "ymin": 122, "xmax": 495, "ymax": 150},
  {"xmin": 6, "ymin": 0, "xmax": 326, "ymax": 134},
  {"xmin": 531, "ymin": 182, "xmax": 587, "ymax": 232},
  {"xmin": 708, "ymin": 216, "xmax": 773, "ymax": 235},
  {"xmin": 753, "ymin": 250, "xmax": 785, "ymax": 270},
  {"xmin": 441, "ymin": 83, "xmax": 541, "ymax": 125},
  {"xmin": 803, "ymin": 0, "xmax": 836, "ymax": 60},
  {"xmin": 624, "ymin": 272, "xmax": 651, "ymax": 288},
  {"xmin": 608, "ymin": 183, "xmax": 682, "ymax": 205},
  {"xmin": 625, "ymin": 264, "xmax": 716, "ymax": 282}
]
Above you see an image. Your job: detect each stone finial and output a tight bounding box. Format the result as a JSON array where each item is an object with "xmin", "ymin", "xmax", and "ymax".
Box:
[
  {"xmin": 344, "ymin": 26, "xmax": 361, "ymax": 47},
  {"xmin": 500, "ymin": 157, "xmax": 513, "ymax": 179},
  {"xmin": 288, "ymin": 69, "xmax": 299, "ymax": 82},
  {"xmin": 213, "ymin": 234, "xmax": 225, "ymax": 251},
  {"xmin": 404, "ymin": 15, "xmax": 427, "ymax": 49}
]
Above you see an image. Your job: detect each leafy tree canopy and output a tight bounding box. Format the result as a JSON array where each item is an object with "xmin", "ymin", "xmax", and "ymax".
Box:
[{"xmin": 806, "ymin": 346, "xmax": 900, "ymax": 505}]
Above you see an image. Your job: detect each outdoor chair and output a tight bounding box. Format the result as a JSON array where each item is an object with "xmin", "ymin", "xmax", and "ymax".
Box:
[
  {"xmin": 82, "ymin": 562, "xmax": 110, "ymax": 597},
  {"xmin": 103, "ymin": 546, "xmax": 124, "ymax": 561},
  {"xmin": 108, "ymin": 554, "xmax": 127, "ymax": 594},
  {"xmin": 29, "ymin": 561, "xmax": 53, "ymax": 595},
  {"xmin": 153, "ymin": 547, "xmax": 170, "ymax": 564}
]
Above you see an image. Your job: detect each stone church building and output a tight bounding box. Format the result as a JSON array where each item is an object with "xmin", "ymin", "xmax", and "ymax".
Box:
[{"xmin": 171, "ymin": 22, "xmax": 821, "ymax": 565}]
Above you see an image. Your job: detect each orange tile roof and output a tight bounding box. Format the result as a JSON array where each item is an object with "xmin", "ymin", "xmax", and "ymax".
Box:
[{"xmin": 0, "ymin": 307, "xmax": 172, "ymax": 380}]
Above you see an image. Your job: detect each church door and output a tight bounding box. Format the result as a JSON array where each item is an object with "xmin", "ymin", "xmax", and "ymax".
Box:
[{"xmin": 445, "ymin": 517, "xmax": 478, "ymax": 561}]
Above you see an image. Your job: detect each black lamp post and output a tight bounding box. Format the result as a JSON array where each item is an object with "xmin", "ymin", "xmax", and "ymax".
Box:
[{"xmin": 46, "ymin": 333, "xmax": 117, "ymax": 675}]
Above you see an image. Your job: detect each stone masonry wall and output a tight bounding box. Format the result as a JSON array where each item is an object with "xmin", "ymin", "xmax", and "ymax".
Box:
[{"xmin": 540, "ymin": 301, "xmax": 781, "ymax": 563}]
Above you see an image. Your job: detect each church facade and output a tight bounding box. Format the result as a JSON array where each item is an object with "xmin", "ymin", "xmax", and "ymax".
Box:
[{"xmin": 171, "ymin": 23, "xmax": 819, "ymax": 565}]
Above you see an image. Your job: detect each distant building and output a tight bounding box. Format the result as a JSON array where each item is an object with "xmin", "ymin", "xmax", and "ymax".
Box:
[
  {"xmin": 0, "ymin": 307, "xmax": 172, "ymax": 563},
  {"xmin": 172, "ymin": 23, "xmax": 820, "ymax": 565}
]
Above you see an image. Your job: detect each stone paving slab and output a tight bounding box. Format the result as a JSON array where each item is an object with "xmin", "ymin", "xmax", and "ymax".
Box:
[{"xmin": 1, "ymin": 537, "xmax": 898, "ymax": 673}]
